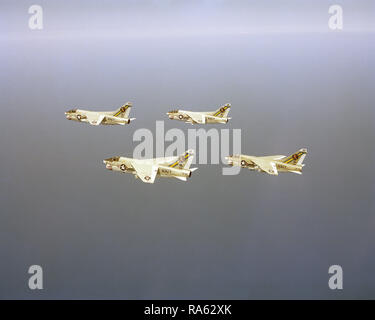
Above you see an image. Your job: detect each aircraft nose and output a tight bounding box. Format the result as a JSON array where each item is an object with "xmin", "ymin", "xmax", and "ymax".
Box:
[
  {"xmin": 225, "ymin": 155, "xmax": 233, "ymax": 164},
  {"xmin": 103, "ymin": 159, "xmax": 113, "ymax": 170},
  {"xmin": 103, "ymin": 158, "xmax": 113, "ymax": 164}
]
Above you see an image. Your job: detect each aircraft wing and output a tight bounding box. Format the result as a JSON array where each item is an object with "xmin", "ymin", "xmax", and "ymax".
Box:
[
  {"xmin": 260, "ymin": 155, "xmax": 285, "ymax": 161},
  {"xmin": 87, "ymin": 114, "xmax": 105, "ymax": 126},
  {"xmin": 248, "ymin": 157, "xmax": 278, "ymax": 175},
  {"xmin": 188, "ymin": 112, "xmax": 205, "ymax": 124},
  {"xmin": 131, "ymin": 162, "xmax": 158, "ymax": 183}
]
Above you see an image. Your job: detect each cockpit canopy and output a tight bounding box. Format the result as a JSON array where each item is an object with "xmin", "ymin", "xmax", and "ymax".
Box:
[
  {"xmin": 168, "ymin": 109, "xmax": 178, "ymax": 113},
  {"xmin": 66, "ymin": 109, "xmax": 77, "ymax": 113}
]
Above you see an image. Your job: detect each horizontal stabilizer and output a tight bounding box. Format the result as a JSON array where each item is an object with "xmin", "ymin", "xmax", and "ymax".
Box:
[
  {"xmin": 290, "ymin": 171, "xmax": 302, "ymax": 175},
  {"xmin": 175, "ymin": 176, "xmax": 187, "ymax": 181}
]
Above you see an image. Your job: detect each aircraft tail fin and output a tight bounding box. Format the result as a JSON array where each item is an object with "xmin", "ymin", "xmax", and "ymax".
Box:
[
  {"xmin": 113, "ymin": 102, "xmax": 132, "ymax": 118},
  {"xmin": 169, "ymin": 149, "xmax": 195, "ymax": 169},
  {"xmin": 282, "ymin": 148, "xmax": 307, "ymax": 165},
  {"xmin": 212, "ymin": 103, "xmax": 231, "ymax": 118}
]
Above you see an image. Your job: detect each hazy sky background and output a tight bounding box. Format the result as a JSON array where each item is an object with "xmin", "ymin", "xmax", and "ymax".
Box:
[{"xmin": 1, "ymin": 1, "xmax": 374, "ymax": 299}]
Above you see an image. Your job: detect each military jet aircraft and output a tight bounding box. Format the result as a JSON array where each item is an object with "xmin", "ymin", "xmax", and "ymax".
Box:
[
  {"xmin": 103, "ymin": 149, "xmax": 198, "ymax": 183},
  {"xmin": 167, "ymin": 103, "xmax": 231, "ymax": 124},
  {"xmin": 225, "ymin": 148, "xmax": 307, "ymax": 175},
  {"xmin": 65, "ymin": 102, "xmax": 135, "ymax": 126}
]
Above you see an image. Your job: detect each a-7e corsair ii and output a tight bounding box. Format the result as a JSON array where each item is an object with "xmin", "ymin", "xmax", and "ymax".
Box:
[
  {"xmin": 65, "ymin": 102, "xmax": 135, "ymax": 126},
  {"xmin": 103, "ymin": 150, "xmax": 198, "ymax": 184},
  {"xmin": 226, "ymin": 148, "xmax": 308, "ymax": 175},
  {"xmin": 167, "ymin": 103, "xmax": 231, "ymax": 124}
]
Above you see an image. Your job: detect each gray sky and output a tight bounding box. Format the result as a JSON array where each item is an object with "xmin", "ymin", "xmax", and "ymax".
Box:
[{"xmin": 1, "ymin": 1, "xmax": 374, "ymax": 299}]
